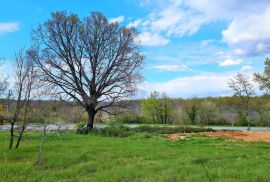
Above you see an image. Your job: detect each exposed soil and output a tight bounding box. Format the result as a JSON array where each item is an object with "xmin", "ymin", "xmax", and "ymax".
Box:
[
  {"xmin": 168, "ymin": 134, "xmax": 181, "ymax": 140},
  {"xmin": 168, "ymin": 131, "xmax": 270, "ymax": 142},
  {"xmin": 201, "ymin": 131, "xmax": 270, "ymax": 142}
]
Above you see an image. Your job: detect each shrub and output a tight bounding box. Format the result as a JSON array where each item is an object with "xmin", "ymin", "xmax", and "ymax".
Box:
[
  {"xmin": 92, "ymin": 125, "xmax": 131, "ymax": 137},
  {"xmin": 116, "ymin": 114, "xmax": 149, "ymax": 124},
  {"xmin": 132, "ymin": 126, "xmax": 214, "ymax": 134},
  {"xmin": 76, "ymin": 121, "xmax": 88, "ymax": 134},
  {"xmin": 77, "ymin": 124, "xmax": 215, "ymax": 137},
  {"xmin": 235, "ymin": 112, "xmax": 248, "ymax": 126},
  {"xmin": 77, "ymin": 124, "xmax": 131, "ymax": 137}
]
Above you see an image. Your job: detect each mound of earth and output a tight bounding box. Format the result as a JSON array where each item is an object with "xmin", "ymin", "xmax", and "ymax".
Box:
[{"xmin": 201, "ymin": 131, "xmax": 270, "ymax": 142}]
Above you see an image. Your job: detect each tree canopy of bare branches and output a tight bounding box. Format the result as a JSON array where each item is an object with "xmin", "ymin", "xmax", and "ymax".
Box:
[
  {"xmin": 0, "ymin": 60, "xmax": 8, "ymax": 97},
  {"xmin": 8, "ymin": 49, "xmax": 38, "ymax": 149},
  {"xmin": 29, "ymin": 11, "xmax": 144, "ymax": 128},
  {"xmin": 228, "ymin": 73, "xmax": 255, "ymax": 130}
]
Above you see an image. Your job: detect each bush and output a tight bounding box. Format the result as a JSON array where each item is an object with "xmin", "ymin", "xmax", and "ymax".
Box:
[
  {"xmin": 77, "ymin": 124, "xmax": 131, "ymax": 137},
  {"xmin": 104, "ymin": 113, "xmax": 151, "ymax": 124},
  {"xmin": 93, "ymin": 125, "xmax": 131, "ymax": 137},
  {"xmin": 207, "ymin": 117, "xmax": 229, "ymax": 125},
  {"xmin": 235, "ymin": 112, "xmax": 248, "ymax": 126},
  {"xmin": 76, "ymin": 122, "xmax": 88, "ymax": 135},
  {"xmin": 132, "ymin": 126, "xmax": 214, "ymax": 134},
  {"xmin": 77, "ymin": 124, "xmax": 215, "ymax": 137},
  {"xmin": 116, "ymin": 114, "xmax": 144, "ymax": 124}
]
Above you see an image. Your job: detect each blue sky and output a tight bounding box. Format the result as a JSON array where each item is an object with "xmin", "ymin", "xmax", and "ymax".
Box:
[{"xmin": 1, "ymin": 0, "xmax": 270, "ymax": 98}]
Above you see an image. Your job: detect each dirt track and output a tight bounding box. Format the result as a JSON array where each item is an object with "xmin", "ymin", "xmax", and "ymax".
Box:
[{"xmin": 201, "ymin": 131, "xmax": 270, "ymax": 142}]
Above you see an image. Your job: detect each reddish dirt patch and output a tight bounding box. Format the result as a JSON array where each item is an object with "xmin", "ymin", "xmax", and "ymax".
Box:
[
  {"xmin": 168, "ymin": 134, "xmax": 181, "ymax": 141},
  {"xmin": 201, "ymin": 131, "xmax": 270, "ymax": 142}
]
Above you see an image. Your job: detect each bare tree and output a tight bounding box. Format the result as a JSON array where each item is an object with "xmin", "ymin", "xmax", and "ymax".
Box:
[
  {"xmin": 15, "ymin": 53, "xmax": 38, "ymax": 148},
  {"xmin": 34, "ymin": 95, "xmax": 62, "ymax": 165},
  {"xmin": 228, "ymin": 73, "xmax": 255, "ymax": 130},
  {"xmin": 0, "ymin": 60, "xmax": 8, "ymax": 97},
  {"xmin": 9, "ymin": 50, "xmax": 37, "ymax": 149},
  {"xmin": 0, "ymin": 60, "xmax": 8, "ymax": 126},
  {"xmin": 29, "ymin": 11, "xmax": 143, "ymax": 129}
]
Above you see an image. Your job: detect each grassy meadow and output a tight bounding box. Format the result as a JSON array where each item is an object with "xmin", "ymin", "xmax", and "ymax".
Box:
[{"xmin": 0, "ymin": 130, "xmax": 270, "ymax": 182}]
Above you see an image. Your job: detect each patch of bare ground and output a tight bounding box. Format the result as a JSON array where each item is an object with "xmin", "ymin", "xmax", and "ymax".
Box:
[
  {"xmin": 201, "ymin": 131, "xmax": 270, "ymax": 142},
  {"xmin": 168, "ymin": 134, "xmax": 185, "ymax": 141},
  {"xmin": 169, "ymin": 134, "xmax": 179, "ymax": 141}
]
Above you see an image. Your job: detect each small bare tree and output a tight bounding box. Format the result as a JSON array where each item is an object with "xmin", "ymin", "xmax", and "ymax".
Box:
[
  {"xmin": 34, "ymin": 95, "xmax": 62, "ymax": 165},
  {"xmin": 29, "ymin": 11, "xmax": 143, "ymax": 129},
  {"xmin": 15, "ymin": 53, "xmax": 38, "ymax": 148},
  {"xmin": 0, "ymin": 60, "xmax": 8, "ymax": 97},
  {"xmin": 228, "ymin": 73, "xmax": 255, "ymax": 130},
  {"xmin": 0, "ymin": 60, "xmax": 8, "ymax": 126},
  {"xmin": 9, "ymin": 49, "xmax": 38, "ymax": 149}
]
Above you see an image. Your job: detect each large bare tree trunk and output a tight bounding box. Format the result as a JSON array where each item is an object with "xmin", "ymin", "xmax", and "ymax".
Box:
[{"xmin": 86, "ymin": 109, "xmax": 96, "ymax": 129}]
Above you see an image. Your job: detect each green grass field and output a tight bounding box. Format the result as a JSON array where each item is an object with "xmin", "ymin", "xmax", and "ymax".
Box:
[{"xmin": 0, "ymin": 131, "xmax": 269, "ymax": 182}]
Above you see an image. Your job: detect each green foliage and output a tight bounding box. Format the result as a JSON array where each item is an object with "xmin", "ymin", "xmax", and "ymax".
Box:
[
  {"xmin": 76, "ymin": 121, "xmax": 86, "ymax": 130},
  {"xmin": 254, "ymin": 58, "xmax": 270, "ymax": 91},
  {"xmin": 181, "ymin": 100, "xmax": 199, "ymax": 125},
  {"xmin": 115, "ymin": 113, "xmax": 148, "ymax": 124},
  {"xmin": 141, "ymin": 91, "xmax": 174, "ymax": 124},
  {"xmin": 90, "ymin": 125, "xmax": 131, "ymax": 137},
  {"xmin": 132, "ymin": 126, "xmax": 214, "ymax": 134},
  {"xmin": 235, "ymin": 112, "xmax": 248, "ymax": 126},
  {"xmin": 77, "ymin": 124, "xmax": 214, "ymax": 136},
  {"xmin": 77, "ymin": 124, "xmax": 131, "ymax": 137},
  {"xmin": 199, "ymin": 100, "xmax": 219, "ymax": 125},
  {"xmin": 141, "ymin": 91, "xmax": 159, "ymax": 123},
  {"xmin": 188, "ymin": 105, "xmax": 197, "ymax": 124},
  {"xmin": 262, "ymin": 102, "xmax": 270, "ymax": 127}
]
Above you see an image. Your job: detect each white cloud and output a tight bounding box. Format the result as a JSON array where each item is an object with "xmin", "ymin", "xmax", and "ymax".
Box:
[
  {"xmin": 140, "ymin": 0, "xmax": 209, "ymax": 37},
  {"xmin": 153, "ymin": 64, "xmax": 188, "ymax": 71},
  {"xmin": 142, "ymin": 72, "xmax": 231, "ymax": 98},
  {"xmin": 127, "ymin": 19, "xmax": 142, "ymax": 27},
  {"xmin": 200, "ymin": 39, "xmax": 216, "ymax": 46},
  {"xmin": 109, "ymin": 16, "xmax": 125, "ymax": 23},
  {"xmin": 138, "ymin": 32, "xmax": 169, "ymax": 46},
  {"xmin": 0, "ymin": 22, "xmax": 19, "ymax": 34},
  {"xmin": 186, "ymin": 1, "xmax": 270, "ymax": 55},
  {"xmin": 222, "ymin": 9, "xmax": 270, "ymax": 44},
  {"xmin": 241, "ymin": 65, "xmax": 256, "ymax": 72},
  {"xmin": 221, "ymin": 8, "xmax": 270, "ymax": 56},
  {"xmin": 132, "ymin": 0, "xmax": 270, "ymax": 55},
  {"xmin": 219, "ymin": 59, "xmax": 242, "ymax": 67},
  {"xmin": 232, "ymin": 48, "xmax": 244, "ymax": 56},
  {"xmin": 141, "ymin": 71, "xmax": 259, "ymax": 98}
]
